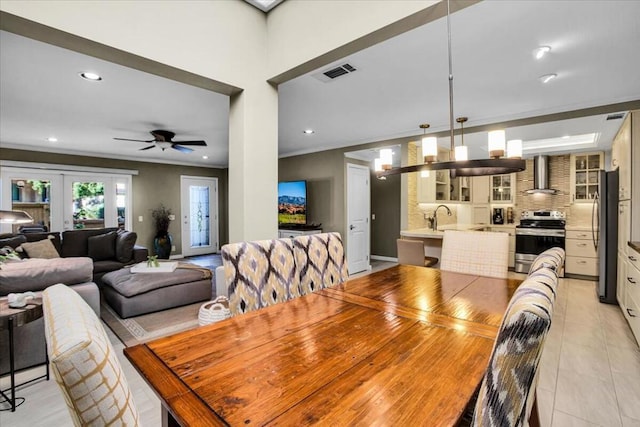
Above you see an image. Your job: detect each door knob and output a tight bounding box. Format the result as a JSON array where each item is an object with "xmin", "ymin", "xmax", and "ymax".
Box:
[{"xmin": 350, "ymin": 225, "xmax": 355, "ymax": 230}]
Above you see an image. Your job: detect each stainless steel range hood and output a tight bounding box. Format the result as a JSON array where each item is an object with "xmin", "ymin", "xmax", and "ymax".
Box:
[{"xmin": 526, "ymin": 155, "xmax": 559, "ymax": 194}]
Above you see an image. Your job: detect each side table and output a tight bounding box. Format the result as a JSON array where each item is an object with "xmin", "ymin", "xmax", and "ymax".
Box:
[{"xmin": 0, "ymin": 298, "xmax": 49, "ymax": 412}]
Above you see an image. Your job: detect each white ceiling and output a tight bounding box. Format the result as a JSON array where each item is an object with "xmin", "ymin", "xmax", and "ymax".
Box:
[{"xmin": 1, "ymin": 1, "xmax": 640, "ymax": 168}]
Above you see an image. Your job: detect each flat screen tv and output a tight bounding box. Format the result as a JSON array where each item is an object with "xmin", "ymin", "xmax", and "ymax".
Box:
[{"xmin": 278, "ymin": 180, "xmax": 307, "ymax": 225}]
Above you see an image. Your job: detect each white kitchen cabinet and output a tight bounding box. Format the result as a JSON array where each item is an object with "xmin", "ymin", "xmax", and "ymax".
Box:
[
  {"xmin": 472, "ymin": 175, "xmax": 490, "ymax": 204},
  {"xmin": 416, "ymin": 146, "xmax": 470, "ymax": 203},
  {"xmin": 565, "ymin": 229, "xmax": 599, "ymax": 277},
  {"xmin": 490, "ymin": 173, "xmax": 515, "ymax": 203},
  {"xmin": 611, "ymin": 114, "xmax": 632, "ymax": 200},
  {"xmin": 569, "ymin": 152, "xmax": 603, "ymax": 203},
  {"xmin": 618, "ymin": 200, "xmax": 630, "ymax": 257},
  {"xmin": 278, "ymin": 228, "xmax": 322, "ymax": 238},
  {"xmin": 620, "ymin": 245, "xmax": 640, "ymax": 345}
]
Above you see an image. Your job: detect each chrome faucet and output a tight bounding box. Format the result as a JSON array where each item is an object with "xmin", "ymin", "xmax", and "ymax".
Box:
[{"xmin": 430, "ymin": 204, "xmax": 452, "ymax": 231}]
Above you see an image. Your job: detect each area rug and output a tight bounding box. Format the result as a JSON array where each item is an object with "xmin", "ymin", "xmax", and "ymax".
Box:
[{"xmin": 101, "ymin": 301, "xmax": 202, "ymax": 347}]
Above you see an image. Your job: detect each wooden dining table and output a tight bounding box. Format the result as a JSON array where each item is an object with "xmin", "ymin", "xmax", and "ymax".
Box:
[{"xmin": 124, "ymin": 265, "xmax": 521, "ymax": 427}]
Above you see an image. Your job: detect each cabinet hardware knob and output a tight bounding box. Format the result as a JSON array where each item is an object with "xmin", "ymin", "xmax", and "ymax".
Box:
[
  {"xmin": 628, "ymin": 308, "xmax": 637, "ymax": 318},
  {"xmin": 630, "ymin": 256, "xmax": 638, "ymax": 262},
  {"xmin": 578, "ymin": 243, "xmax": 587, "ymax": 247},
  {"xmin": 578, "ymin": 260, "xmax": 586, "ymax": 264},
  {"xmin": 628, "ymin": 277, "xmax": 637, "ymax": 284}
]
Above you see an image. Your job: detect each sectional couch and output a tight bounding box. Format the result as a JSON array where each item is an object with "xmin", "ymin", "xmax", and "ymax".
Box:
[{"xmin": 0, "ymin": 227, "xmax": 148, "ymax": 286}]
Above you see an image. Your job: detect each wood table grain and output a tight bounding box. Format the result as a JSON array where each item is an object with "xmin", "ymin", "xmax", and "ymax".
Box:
[{"xmin": 125, "ymin": 265, "xmax": 521, "ymax": 426}]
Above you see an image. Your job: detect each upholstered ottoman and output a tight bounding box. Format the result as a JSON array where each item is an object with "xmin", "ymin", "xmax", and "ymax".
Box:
[{"xmin": 101, "ymin": 264, "xmax": 212, "ymax": 318}]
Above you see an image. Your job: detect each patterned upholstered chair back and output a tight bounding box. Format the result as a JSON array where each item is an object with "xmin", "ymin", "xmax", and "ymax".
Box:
[
  {"xmin": 43, "ymin": 284, "xmax": 139, "ymax": 426},
  {"xmin": 293, "ymin": 232, "xmax": 349, "ymax": 295},
  {"xmin": 472, "ymin": 268, "xmax": 558, "ymax": 427},
  {"xmin": 222, "ymin": 238, "xmax": 299, "ymax": 315},
  {"xmin": 529, "ymin": 247, "xmax": 566, "ymax": 274},
  {"xmin": 440, "ymin": 230, "xmax": 510, "ymax": 278}
]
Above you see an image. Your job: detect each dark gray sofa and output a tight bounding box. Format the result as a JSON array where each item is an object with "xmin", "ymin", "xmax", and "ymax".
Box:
[
  {"xmin": 0, "ymin": 227, "xmax": 148, "ymax": 286},
  {"xmin": 0, "ymin": 257, "xmax": 99, "ymax": 376}
]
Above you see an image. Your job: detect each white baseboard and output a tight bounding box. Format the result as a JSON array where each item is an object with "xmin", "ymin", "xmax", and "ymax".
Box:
[
  {"xmin": 169, "ymin": 254, "xmax": 185, "ymax": 260},
  {"xmin": 371, "ymin": 255, "xmax": 398, "ymax": 262}
]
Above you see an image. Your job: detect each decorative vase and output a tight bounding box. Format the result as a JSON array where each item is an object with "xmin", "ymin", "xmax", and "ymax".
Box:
[{"xmin": 154, "ymin": 233, "xmax": 172, "ymax": 259}]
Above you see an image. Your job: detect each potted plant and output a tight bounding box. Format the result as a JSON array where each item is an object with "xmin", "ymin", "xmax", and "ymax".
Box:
[{"xmin": 152, "ymin": 204, "xmax": 173, "ymax": 259}]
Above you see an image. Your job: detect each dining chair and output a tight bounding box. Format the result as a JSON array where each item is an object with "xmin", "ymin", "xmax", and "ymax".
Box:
[
  {"xmin": 529, "ymin": 247, "xmax": 566, "ymax": 274},
  {"xmin": 470, "ymin": 267, "xmax": 558, "ymax": 427},
  {"xmin": 293, "ymin": 232, "xmax": 349, "ymax": 295},
  {"xmin": 42, "ymin": 284, "xmax": 139, "ymax": 426},
  {"xmin": 396, "ymin": 238, "xmax": 438, "ymax": 267},
  {"xmin": 222, "ymin": 238, "xmax": 299, "ymax": 315},
  {"xmin": 440, "ymin": 230, "xmax": 510, "ymax": 278}
]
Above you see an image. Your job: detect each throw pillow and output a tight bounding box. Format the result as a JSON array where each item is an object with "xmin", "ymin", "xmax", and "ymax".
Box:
[
  {"xmin": 20, "ymin": 238, "xmax": 60, "ymax": 259},
  {"xmin": 87, "ymin": 231, "xmax": 117, "ymax": 261},
  {"xmin": 0, "ymin": 235, "xmax": 27, "ymax": 249},
  {"xmin": 115, "ymin": 231, "xmax": 137, "ymax": 263}
]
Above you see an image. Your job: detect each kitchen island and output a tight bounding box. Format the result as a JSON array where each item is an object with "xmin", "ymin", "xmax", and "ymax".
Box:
[{"xmin": 400, "ymin": 224, "xmax": 516, "ymax": 268}]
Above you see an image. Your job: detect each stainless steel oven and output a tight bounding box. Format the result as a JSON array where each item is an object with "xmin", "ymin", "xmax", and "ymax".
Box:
[{"xmin": 515, "ymin": 210, "xmax": 566, "ymax": 274}]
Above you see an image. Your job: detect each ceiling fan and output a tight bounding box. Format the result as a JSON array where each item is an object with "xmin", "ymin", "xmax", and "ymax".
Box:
[{"xmin": 114, "ymin": 129, "xmax": 207, "ymax": 153}]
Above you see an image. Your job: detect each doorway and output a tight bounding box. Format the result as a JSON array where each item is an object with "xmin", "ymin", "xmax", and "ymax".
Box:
[
  {"xmin": 180, "ymin": 176, "xmax": 219, "ymax": 256},
  {"xmin": 346, "ymin": 163, "xmax": 371, "ymax": 274}
]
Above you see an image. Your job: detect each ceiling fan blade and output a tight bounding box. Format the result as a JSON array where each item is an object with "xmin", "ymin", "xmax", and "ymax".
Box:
[
  {"xmin": 115, "ymin": 137, "xmax": 155, "ymax": 143},
  {"xmin": 173, "ymin": 140, "xmax": 207, "ymax": 146},
  {"xmin": 139, "ymin": 145, "xmax": 156, "ymax": 151},
  {"xmin": 172, "ymin": 144, "xmax": 193, "ymax": 153}
]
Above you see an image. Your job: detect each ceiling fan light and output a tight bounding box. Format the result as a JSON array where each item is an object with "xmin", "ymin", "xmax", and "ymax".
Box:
[
  {"xmin": 422, "ymin": 136, "xmax": 438, "ymax": 163},
  {"xmin": 156, "ymin": 141, "xmax": 172, "ymax": 150},
  {"xmin": 539, "ymin": 73, "xmax": 557, "ymax": 83},
  {"xmin": 507, "ymin": 139, "xmax": 523, "ymax": 159},
  {"xmin": 380, "ymin": 149, "xmax": 393, "ymax": 170},
  {"xmin": 454, "ymin": 145, "xmax": 468, "ymax": 161},
  {"xmin": 488, "ymin": 130, "xmax": 506, "ymax": 158}
]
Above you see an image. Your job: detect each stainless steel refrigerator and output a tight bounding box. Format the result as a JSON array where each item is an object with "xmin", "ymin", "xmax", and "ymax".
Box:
[{"xmin": 593, "ymin": 169, "xmax": 619, "ymax": 304}]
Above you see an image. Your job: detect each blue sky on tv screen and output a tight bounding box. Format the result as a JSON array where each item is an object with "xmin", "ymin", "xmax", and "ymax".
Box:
[{"xmin": 278, "ymin": 181, "xmax": 306, "ymax": 198}]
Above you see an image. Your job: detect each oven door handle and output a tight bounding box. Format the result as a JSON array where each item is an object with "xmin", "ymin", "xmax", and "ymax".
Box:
[{"xmin": 515, "ymin": 228, "xmax": 566, "ymax": 237}]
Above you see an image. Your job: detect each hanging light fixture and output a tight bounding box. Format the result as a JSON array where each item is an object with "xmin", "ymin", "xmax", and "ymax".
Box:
[
  {"xmin": 454, "ymin": 117, "xmax": 468, "ymax": 161},
  {"xmin": 507, "ymin": 139, "xmax": 523, "ymax": 159},
  {"xmin": 420, "ymin": 124, "xmax": 438, "ymax": 163},
  {"xmin": 376, "ymin": 0, "xmax": 525, "ymax": 179},
  {"xmin": 379, "ymin": 148, "xmax": 393, "ymax": 170}
]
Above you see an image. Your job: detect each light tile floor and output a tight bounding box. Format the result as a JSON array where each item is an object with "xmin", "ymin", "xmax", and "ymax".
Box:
[{"xmin": 1, "ymin": 267, "xmax": 639, "ymax": 426}]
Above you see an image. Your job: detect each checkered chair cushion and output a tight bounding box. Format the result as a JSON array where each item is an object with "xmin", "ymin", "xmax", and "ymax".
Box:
[
  {"xmin": 472, "ymin": 268, "xmax": 557, "ymax": 427},
  {"xmin": 43, "ymin": 284, "xmax": 139, "ymax": 426},
  {"xmin": 222, "ymin": 238, "xmax": 299, "ymax": 315},
  {"xmin": 440, "ymin": 230, "xmax": 510, "ymax": 278},
  {"xmin": 293, "ymin": 232, "xmax": 349, "ymax": 295},
  {"xmin": 529, "ymin": 247, "xmax": 566, "ymax": 274}
]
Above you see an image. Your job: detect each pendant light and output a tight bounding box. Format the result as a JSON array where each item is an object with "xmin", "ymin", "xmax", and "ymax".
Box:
[
  {"xmin": 454, "ymin": 117, "xmax": 468, "ymax": 161},
  {"xmin": 376, "ymin": 0, "xmax": 525, "ymax": 179},
  {"xmin": 380, "ymin": 148, "xmax": 393, "ymax": 170},
  {"xmin": 420, "ymin": 124, "xmax": 438, "ymax": 163}
]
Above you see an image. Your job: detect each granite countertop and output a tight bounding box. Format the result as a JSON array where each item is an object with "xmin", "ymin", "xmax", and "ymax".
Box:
[{"xmin": 629, "ymin": 241, "xmax": 640, "ymax": 253}]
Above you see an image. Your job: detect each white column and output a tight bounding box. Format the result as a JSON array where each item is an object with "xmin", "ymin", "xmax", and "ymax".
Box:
[{"xmin": 228, "ymin": 81, "xmax": 278, "ymax": 242}]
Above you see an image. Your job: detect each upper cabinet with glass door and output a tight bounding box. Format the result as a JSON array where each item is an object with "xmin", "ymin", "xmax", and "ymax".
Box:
[
  {"xmin": 570, "ymin": 152, "xmax": 603, "ymax": 203},
  {"xmin": 490, "ymin": 173, "xmax": 515, "ymax": 203},
  {"xmin": 416, "ymin": 145, "xmax": 470, "ymax": 203}
]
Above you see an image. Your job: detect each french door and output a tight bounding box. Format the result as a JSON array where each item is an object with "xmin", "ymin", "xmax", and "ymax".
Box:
[
  {"xmin": 180, "ymin": 176, "xmax": 219, "ymax": 256},
  {"xmin": 1, "ymin": 166, "xmax": 132, "ymax": 234}
]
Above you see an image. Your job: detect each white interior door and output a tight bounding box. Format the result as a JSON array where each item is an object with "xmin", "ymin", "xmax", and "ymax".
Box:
[
  {"xmin": 181, "ymin": 176, "xmax": 218, "ymax": 256},
  {"xmin": 346, "ymin": 163, "xmax": 370, "ymax": 274}
]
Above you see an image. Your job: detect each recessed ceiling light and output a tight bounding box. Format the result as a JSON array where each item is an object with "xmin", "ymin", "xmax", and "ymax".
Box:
[
  {"xmin": 562, "ymin": 135, "xmax": 570, "ymax": 139},
  {"xmin": 202, "ymin": 155, "xmax": 209, "ymax": 159},
  {"xmin": 539, "ymin": 73, "xmax": 557, "ymax": 83},
  {"xmin": 522, "ymin": 133, "xmax": 598, "ymax": 151},
  {"xmin": 534, "ymin": 46, "xmax": 551, "ymax": 60},
  {"xmin": 303, "ymin": 129, "xmax": 314, "ymax": 134},
  {"xmin": 79, "ymin": 72, "xmax": 102, "ymax": 81},
  {"xmin": 47, "ymin": 137, "xmax": 58, "ymax": 142}
]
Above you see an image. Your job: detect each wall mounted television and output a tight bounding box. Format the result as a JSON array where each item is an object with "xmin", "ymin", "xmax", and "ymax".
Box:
[{"xmin": 278, "ymin": 180, "xmax": 307, "ymax": 225}]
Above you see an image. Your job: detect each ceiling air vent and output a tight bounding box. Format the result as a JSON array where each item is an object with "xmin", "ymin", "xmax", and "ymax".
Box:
[
  {"xmin": 606, "ymin": 113, "xmax": 625, "ymax": 120},
  {"xmin": 313, "ymin": 63, "xmax": 357, "ymax": 83}
]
